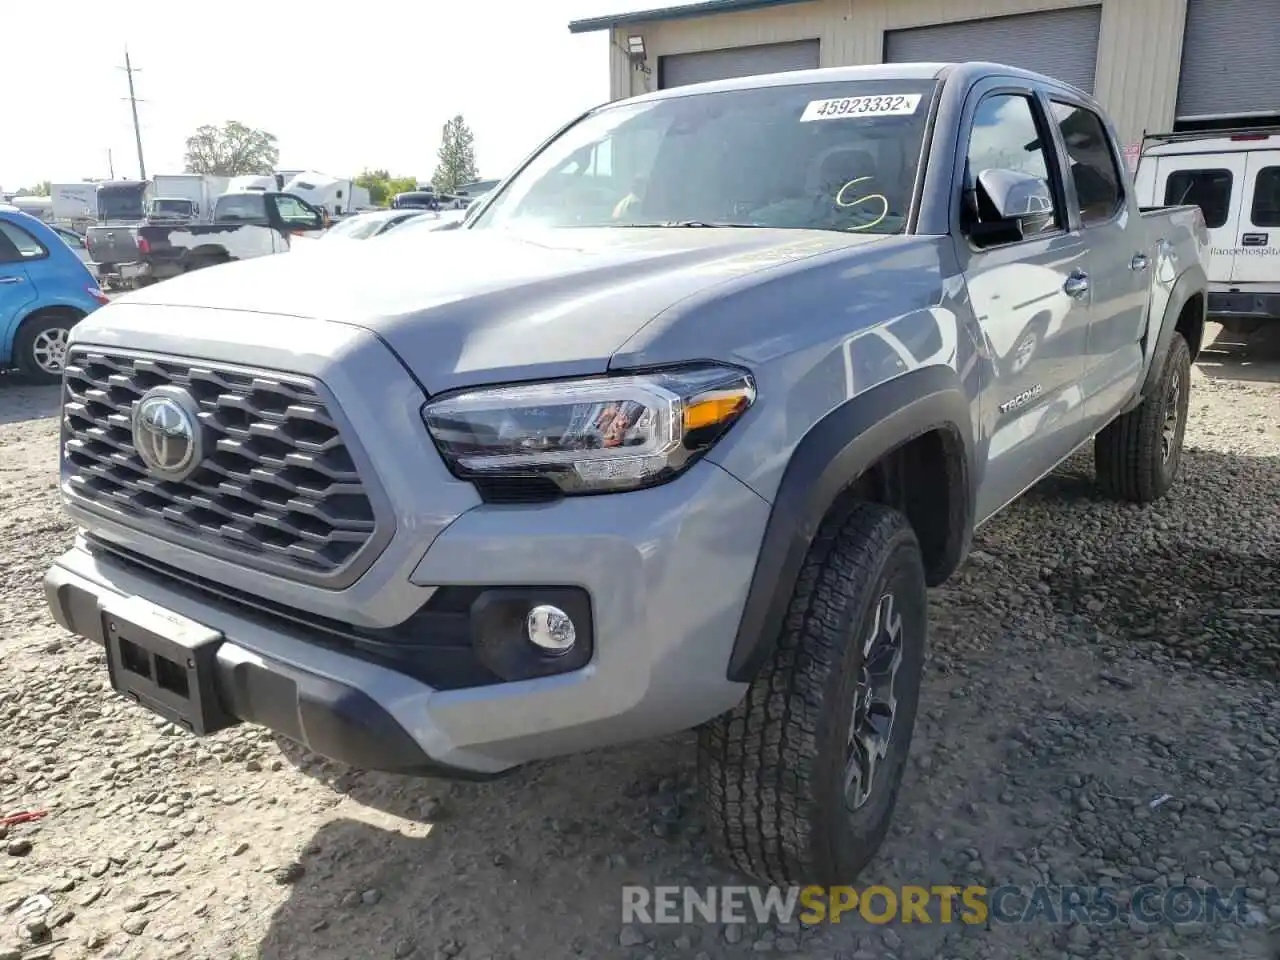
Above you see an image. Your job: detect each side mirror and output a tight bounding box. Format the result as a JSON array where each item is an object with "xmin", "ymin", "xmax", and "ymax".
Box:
[
  {"xmin": 977, "ymin": 168, "xmax": 1053, "ymax": 220},
  {"xmin": 970, "ymin": 168, "xmax": 1055, "ymax": 246}
]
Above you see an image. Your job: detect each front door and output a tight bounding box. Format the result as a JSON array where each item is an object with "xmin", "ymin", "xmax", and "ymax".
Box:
[
  {"xmin": 955, "ymin": 86, "xmax": 1092, "ymax": 525},
  {"xmin": 1230, "ymin": 150, "xmax": 1280, "ymax": 283}
]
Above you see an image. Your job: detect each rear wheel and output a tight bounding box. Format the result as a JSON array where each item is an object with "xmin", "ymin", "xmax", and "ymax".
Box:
[
  {"xmin": 698, "ymin": 501, "xmax": 928, "ymax": 884},
  {"xmin": 1094, "ymin": 332, "xmax": 1191, "ymax": 503},
  {"xmin": 15, "ymin": 310, "xmax": 81, "ymax": 384}
]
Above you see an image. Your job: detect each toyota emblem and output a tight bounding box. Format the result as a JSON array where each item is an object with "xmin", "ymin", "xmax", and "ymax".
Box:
[{"xmin": 132, "ymin": 388, "xmax": 202, "ymax": 479}]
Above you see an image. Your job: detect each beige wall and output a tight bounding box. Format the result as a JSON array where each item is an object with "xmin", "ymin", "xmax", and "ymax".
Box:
[{"xmin": 607, "ymin": 0, "xmax": 1189, "ymax": 143}]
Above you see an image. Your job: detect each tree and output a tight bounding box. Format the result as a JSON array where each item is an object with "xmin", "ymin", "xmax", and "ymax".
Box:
[
  {"xmin": 355, "ymin": 169, "xmax": 420, "ymax": 207},
  {"xmin": 184, "ymin": 121, "xmax": 279, "ymax": 176},
  {"xmin": 16, "ymin": 181, "xmax": 52, "ymax": 197},
  {"xmin": 431, "ymin": 115, "xmax": 478, "ymax": 194}
]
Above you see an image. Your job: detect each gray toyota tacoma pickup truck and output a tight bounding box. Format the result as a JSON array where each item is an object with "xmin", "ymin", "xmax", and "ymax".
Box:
[{"xmin": 45, "ymin": 61, "xmax": 1208, "ymax": 885}]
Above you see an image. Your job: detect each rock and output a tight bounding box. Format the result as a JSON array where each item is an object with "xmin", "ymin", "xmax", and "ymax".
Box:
[
  {"xmin": 724, "ymin": 924, "xmax": 743, "ymax": 944},
  {"xmin": 121, "ymin": 915, "xmax": 149, "ymax": 936},
  {"xmin": 394, "ymin": 938, "xmax": 416, "ymax": 958},
  {"xmin": 1259, "ymin": 867, "xmax": 1279, "ymax": 886},
  {"xmin": 273, "ymin": 862, "xmax": 305, "ymax": 885},
  {"xmin": 619, "ymin": 925, "xmax": 646, "ymax": 947},
  {"xmin": 340, "ymin": 891, "xmax": 360, "ymax": 908},
  {"xmin": 361, "ymin": 889, "xmax": 382, "ymax": 906},
  {"xmin": 419, "ymin": 796, "xmax": 446, "ymax": 820},
  {"xmin": 4, "ymin": 840, "xmax": 31, "ymax": 857},
  {"xmin": 89, "ymin": 859, "xmax": 110, "ymax": 878},
  {"xmin": 0, "ymin": 947, "xmax": 21, "ymax": 960}
]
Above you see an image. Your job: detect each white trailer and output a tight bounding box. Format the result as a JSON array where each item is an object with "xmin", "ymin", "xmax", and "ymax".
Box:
[
  {"xmin": 51, "ymin": 183, "xmax": 99, "ymax": 224},
  {"xmin": 281, "ymin": 171, "xmax": 370, "ymax": 216}
]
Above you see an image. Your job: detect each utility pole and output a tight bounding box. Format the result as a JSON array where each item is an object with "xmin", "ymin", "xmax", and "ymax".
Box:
[
  {"xmin": 119, "ymin": 48, "xmax": 147, "ymax": 180},
  {"xmin": 107, "ymin": 149, "xmax": 115, "ymax": 180}
]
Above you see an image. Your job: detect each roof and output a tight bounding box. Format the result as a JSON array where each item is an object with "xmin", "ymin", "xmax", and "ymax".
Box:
[{"xmin": 568, "ymin": 0, "xmax": 815, "ymax": 33}]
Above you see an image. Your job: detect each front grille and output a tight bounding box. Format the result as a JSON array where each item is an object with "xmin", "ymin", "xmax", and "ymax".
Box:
[{"xmin": 62, "ymin": 348, "xmax": 387, "ymax": 585}]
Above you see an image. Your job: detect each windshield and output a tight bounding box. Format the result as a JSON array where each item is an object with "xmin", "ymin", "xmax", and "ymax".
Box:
[
  {"xmin": 98, "ymin": 188, "xmax": 145, "ymax": 221},
  {"xmin": 473, "ymin": 79, "xmax": 937, "ymax": 234},
  {"xmin": 324, "ymin": 215, "xmax": 385, "ymax": 239},
  {"xmin": 153, "ymin": 199, "xmax": 193, "ymax": 214}
]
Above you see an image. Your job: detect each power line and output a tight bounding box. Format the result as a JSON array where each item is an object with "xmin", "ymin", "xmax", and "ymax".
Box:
[{"xmin": 118, "ymin": 48, "xmax": 147, "ymax": 180}]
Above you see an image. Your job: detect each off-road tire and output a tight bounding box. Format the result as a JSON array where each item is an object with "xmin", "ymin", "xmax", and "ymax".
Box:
[
  {"xmin": 698, "ymin": 501, "xmax": 928, "ymax": 885},
  {"xmin": 1094, "ymin": 332, "xmax": 1191, "ymax": 503},
  {"xmin": 14, "ymin": 309, "xmax": 81, "ymax": 384}
]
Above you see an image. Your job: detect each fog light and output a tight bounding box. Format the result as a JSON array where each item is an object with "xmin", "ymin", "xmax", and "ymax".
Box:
[{"xmin": 526, "ymin": 604, "xmax": 575, "ymax": 654}]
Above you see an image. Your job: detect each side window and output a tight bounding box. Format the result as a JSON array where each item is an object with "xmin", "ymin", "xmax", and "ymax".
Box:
[
  {"xmin": 1251, "ymin": 167, "xmax": 1280, "ymax": 227},
  {"xmin": 272, "ymin": 196, "xmax": 318, "ymax": 226},
  {"xmin": 964, "ymin": 93, "xmax": 1062, "ymax": 238},
  {"xmin": 1164, "ymin": 169, "xmax": 1233, "ymax": 229},
  {"xmin": 216, "ymin": 195, "xmax": 267, "ymax": 221},
  {"xmin": 1049, "ymin": 102, "xmax": 1124, "ymax": 226},
  {"xmin": 0, "ymin": 222, "xmax": 49, "ymax": 261}
]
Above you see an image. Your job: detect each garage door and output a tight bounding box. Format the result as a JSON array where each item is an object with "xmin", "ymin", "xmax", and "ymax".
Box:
[
  {"xmin": 1175, "ymin": 0, "xmax": 1280, "ymax": 121},
  {"xmin": 658, "ymin": 40, "xmax": 820, "ymax": 89},
  {"xmin": 884, "ymin": 7, "xmax": 1101, "ymax": 93}
]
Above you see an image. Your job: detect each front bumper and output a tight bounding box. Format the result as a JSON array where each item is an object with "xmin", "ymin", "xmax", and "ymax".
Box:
[{"xmin": 45, "ymin": 460, "xmax": 770, "ymax": 776}]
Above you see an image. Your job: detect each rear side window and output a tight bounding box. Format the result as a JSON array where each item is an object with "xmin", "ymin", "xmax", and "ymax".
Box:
[
  {"xmin": 0, "ymin": 221, "xmax": 49, "ymax": 261},
  {"xmin": 215, "ymin": 194, "xmax": 268, "ymax": 221},
  {"xmin": 1164, "ymin": 169, "xmax": 1232, "ymax": 228},
  {"xmin": 1251, "ymin": 167, "xmax": 1280, "ymax": 227},
  {"xmin": 1049, "ymin": 102, "xmax": 1124, "ymax": 226}
]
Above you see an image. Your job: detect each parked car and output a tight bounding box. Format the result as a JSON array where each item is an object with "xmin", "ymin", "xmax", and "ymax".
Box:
[
  {"xmin": 0, "ymin": 206, "xmax": 107, "ymax": 382},
  {"xmin": 320, "ymin": 209, "xmax": 430, "ymax": 240},
  {"xmin": 85, "ymin": 191, "xmax": 326, "ymax": 288},
  {"xmin": 44, "ymin": 61, "xmax": 1207, "ymax": 886},
  {"xmin": 49, "ymin": 224, "xmax": 91, "ymax": 265},
  {"xmin": 1134, "ymin": 126, "xmax": 1280, "ymax": 334}
]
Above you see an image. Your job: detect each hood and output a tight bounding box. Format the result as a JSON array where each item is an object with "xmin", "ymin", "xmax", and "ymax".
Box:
[{"xmin": 117, "ymin": 227, "xmax": 887, "ymax": 393}]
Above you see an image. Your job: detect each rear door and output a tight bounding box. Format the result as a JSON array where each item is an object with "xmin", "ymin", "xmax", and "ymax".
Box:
[
  {"xmin": 1154, "ymin": 153, "xmax": 1244, "ymax": 284},
  {"xmin": 1231, "ymin": 150, "xmax": 1280, "ymax": 282},
  {"xmin": 0, "ymin": 223, "xmax": 38, "ymax": 352}
]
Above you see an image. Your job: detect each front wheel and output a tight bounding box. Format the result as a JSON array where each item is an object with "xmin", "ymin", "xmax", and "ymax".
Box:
[
  {"xmin": 1094, "ymin": 332, "xmax": 1191, "ymax": 503},
  {"xmin": 698, "ymin": 501, "xmax": 928, "ymax": 884},
  {"xmin": 14, "ymin": 311, "xmax": 79, "ymax": 384}
]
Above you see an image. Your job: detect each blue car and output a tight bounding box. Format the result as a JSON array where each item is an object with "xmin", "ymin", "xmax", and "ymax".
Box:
[{"xmin": 1, "ymin": 205, "xmax": 108, "ymax": 382}]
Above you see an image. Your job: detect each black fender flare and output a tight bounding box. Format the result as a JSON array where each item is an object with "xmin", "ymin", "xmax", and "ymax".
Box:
[
  {"xmin": 1134, "ymin": 263, "xmax": 1207, "ymax": 408},
  {"xmin": 726, "ymin": 365, "xmax": 975, "ymax": 682}
]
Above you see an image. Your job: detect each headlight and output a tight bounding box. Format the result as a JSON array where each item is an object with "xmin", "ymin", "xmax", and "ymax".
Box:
[{"xmin": 422, "ymin": 364, "xmax": 756, "ymax": 495}]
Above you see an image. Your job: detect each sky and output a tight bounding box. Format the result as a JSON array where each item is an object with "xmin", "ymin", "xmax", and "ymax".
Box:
[{"xmin": 0, "ymin": 0, "xmax": 652, "ymax": 192}]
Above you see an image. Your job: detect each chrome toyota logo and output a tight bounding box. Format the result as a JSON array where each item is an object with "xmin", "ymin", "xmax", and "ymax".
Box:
[{"xmin": 132, "ymin": 389, "xmax": 201, "ymax": 479}]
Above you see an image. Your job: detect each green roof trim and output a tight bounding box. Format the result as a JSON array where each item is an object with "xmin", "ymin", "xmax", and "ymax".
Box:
[{"xmin": 568, "ymin": 0, "xmax": 816, "ymax": 34}]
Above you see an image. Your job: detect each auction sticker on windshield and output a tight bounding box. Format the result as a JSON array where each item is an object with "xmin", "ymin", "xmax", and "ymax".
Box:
[{"xmin": 800, "ymin": 94, "xmax": 922, "ymax": 121}]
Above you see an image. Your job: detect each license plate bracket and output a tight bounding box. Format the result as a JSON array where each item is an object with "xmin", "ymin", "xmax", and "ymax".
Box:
[{"xmin": 100, "ymin": 596, "xmax": 236, "ymax": 735}]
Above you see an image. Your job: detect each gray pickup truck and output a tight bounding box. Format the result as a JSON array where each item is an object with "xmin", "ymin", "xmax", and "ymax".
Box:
[
  {"xmin": 86, "ymin": 191, "xmax": 326, "ymax": 289},
  {"xmin": 45, "ymin": 61, "xmax": 1207, "ymax": 885}
]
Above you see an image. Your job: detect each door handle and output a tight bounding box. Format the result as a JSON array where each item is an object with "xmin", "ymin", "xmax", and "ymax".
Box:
[
  {"xmin": 1130, "ymin": 253, "xmax": 1150, "ymax": 271},
  {"xmin": 1063, "ymin": 271, "xmax": 1090, "ymax": 299},
  {"xmin": 0, "ymin": 276, "xmax": 23, "ymax": 285}
]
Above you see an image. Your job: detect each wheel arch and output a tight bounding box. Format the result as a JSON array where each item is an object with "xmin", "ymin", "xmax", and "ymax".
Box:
[
  {"xmin": 1133, "ymin": 265, "xmax": 1207, "ymax": 411},
  {"xmin": 726, "ymin": 365, "xmax": 976, "ymax": 682},
  {"xmin": 182, "ymin": 244, "xmax": 233, "ymax": 266}
]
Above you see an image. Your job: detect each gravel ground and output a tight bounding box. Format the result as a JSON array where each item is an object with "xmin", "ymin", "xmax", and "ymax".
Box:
[{"xmin": 0, "ymin": 325, "xmax": 1277, "ymax": 960}]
